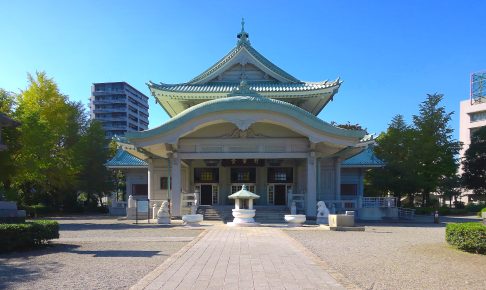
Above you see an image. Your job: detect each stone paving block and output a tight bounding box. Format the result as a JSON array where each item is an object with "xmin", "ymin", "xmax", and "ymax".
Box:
[{"xmin": 135, "ymin": 226, "xmax": 346, "ymax": 290}]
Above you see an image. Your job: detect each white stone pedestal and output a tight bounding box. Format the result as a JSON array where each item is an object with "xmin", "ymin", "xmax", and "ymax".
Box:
[
  {"xmin": 227, "ymin": 209, "xmax": 260, "ymax": 227},
  {"xmin": 284, "ymin": 214, "xmax": 306, "ymax": 227},
  {"xmin": 182, "ymin": 214, "xmax": 203, "ymax": 227},
  {"xmin": 157, "ymin": 214, "xmax": 171, "ymax": 225}
]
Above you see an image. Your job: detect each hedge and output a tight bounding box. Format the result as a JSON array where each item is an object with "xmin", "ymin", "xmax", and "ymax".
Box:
[
  {"xmin": 445, "ymin": 222, "xmax": 486, "ymax": 254},
  {"xmin": 0, "ymin": 220, "xmax": 59, "ymax": 252}
]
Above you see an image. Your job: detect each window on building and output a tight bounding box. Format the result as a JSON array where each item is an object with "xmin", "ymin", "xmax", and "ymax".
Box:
[
  {"xmin": 341, "ymin": 184, "xmax": 358, "ymax": 196},
  {"xmin": 132, "ymin": 184, "xmax": 148, "ymax": 196},
  {"xmin": 230, "ymin": 168, "xmax": 256, "ymax": 183},
  {"xmin": 470, "ymin": 110, "xmax": 486, "ymax": 122},
  {"xmin": 194, "ymin": 168, "xmax": 219, "ymax": 183},
  {"xmin": 160, "ymin": 177, "xmax": 171, "ymax": 190},
  {"xmin": 267, "ymin": 167, "xmax": 293, "ymax": 183},
  {"xmin": 231, "ymin": 184, "xmax": 255, "ymax": 194}
]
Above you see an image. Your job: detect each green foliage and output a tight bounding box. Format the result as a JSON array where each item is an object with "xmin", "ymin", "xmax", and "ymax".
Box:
[
  {"xmin": 446, "ymin": 222, "xmax": 486, "ymax": 254},
  {"xmin": 412, "ymin": 94, "xmax": 461, "ymax": 206},
  {"xmin": 367, "ymin": 94, "xmax": 460, "ymax": 207},
  {"xmin": 437, "ymin": 174, "xmax": 462, "ymax": 207},
  {"xmin": 462, "ymin": 126, "xmax": 486, "ymax": 197},
  {"xmin": 0, "ymin": 220, "xmax": 59, "ymax": 252},
  {"xmin": 330, "ymin": 121, "xmax": 367, "ymax": 132},
  {"xmin": 366, "ymin": 115, "xmax": 418, "ymax": 205},
  {"xmin": 0, "ymin": 89, "xmax": 21, "ymax": 193},
  {"xmin": 0, "ymin": 72, "xmax": 114, "ymax": 212},
  {"xmin": 75, "ymin": 120, "xmax": 114, "ymax": 207},
  {"xmin": 23, "ymin": 203, "xmax": 53, "ymax": 217},
  {"xmin": 413, "ymin": 207, "xmax": 435, "ymax": 215},
  {"xmin": 13, "ymin": 72, "xmax": 85, "ymax": 206}
]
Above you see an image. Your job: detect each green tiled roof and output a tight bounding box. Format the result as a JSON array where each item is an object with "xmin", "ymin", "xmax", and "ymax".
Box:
[
  {"xmin": 228, "ymin": 185, "xmax": 260, "ymax": 200},
  {"xmin": 149, "ymin": 80, "xmax": 339, "ymax": 95},
  {"xmin": 105, "ymin": 149, "xmax": 148, "ymax": 168},
  {"xmin": 342, "ymin": 147, "xmax": 385, "ymax": 167},
  {"xmin": 188, "ymin": 41, "xmax": 299, "ymax": 84},
  {"xmin": 126, "ymin": 94, "xmax": 367, "ymax": 140}
]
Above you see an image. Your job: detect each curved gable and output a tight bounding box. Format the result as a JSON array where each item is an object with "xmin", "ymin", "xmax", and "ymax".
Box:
[{"xmin": 126, "ymin": 95, "xmax": 366, "ymax": 146}]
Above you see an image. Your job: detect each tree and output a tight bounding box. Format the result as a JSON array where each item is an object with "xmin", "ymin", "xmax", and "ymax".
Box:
[
  {"xmin": 14, "ymin": 72, "xmax": 83, "ymax": 206},
  {"xmin": 412, "ymin": 94, "xmax": 460, "ymax": 206},
  {"xmin": 462, "ymin": 126, "xmax": 486, "ymax": 197},
  {"xmin": 75, "ymin": 121, "xmax": 114, "ymax": 208},
  {"xmin": 438, "ymin": 174, "xmax": 462, "ymax": 207},
  {"xmin": 0, "ymin": 89, "xmax": 21, "ymax": 200},
  {"xmin": 366, "ymin": 115, "xmax": 418, "ymax": 206},
  {"xmin": 330, "ymin": 121, "xmax": 367, "ymax": 132}
]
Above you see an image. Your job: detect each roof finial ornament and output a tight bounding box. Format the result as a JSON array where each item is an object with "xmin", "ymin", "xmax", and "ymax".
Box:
[{"xmin": 237, "ymin": 17, "xmax": 250, "ymax": 45}]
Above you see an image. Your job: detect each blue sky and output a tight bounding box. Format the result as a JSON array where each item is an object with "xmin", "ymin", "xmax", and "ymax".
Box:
[{"xmin": 1, "ymin": 0, "xmax": 485, "ymax": 139}]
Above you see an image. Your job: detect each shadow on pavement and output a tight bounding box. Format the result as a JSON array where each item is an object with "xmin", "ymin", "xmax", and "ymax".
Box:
[{"xmin": 72, "ymin": 250, "xmax": 165, "ymax": 258}]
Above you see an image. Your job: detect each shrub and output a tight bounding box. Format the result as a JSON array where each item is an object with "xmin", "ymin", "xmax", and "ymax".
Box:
[
  {"xmin": 446, "ymin": 222, "xmax": 486, "ymax": 254},
  {"xmin": 453, "ymin": 201, "xmax": 465, "ymax": 209},
  {"xmin": 466, "ymin": 202, "xmax": 486, "ymax": 213},
  {"xmin": 414, "ymin": 207, "xmax": 434, "ymax": 215},
  {"xmin": 438, "ymin": 206, "xmax": 451, "ymax": 215},
  {"xmin": 0, "ymin": 220, "xmax": 59, "ymax": 252},
  {"xmin": 23, "ymin": 203, "xmax": 53, "ymax": 218}
]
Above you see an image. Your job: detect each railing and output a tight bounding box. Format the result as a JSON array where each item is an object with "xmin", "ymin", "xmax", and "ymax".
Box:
[
  {"xmin": 398, "ymin": 207, "xmax": 415, "ymax": 220},
  {"xmin": 362, "ymin": 197, "xmax": 397, "ymax": 208},
  {"xmin": 95, "ymin": 117, "xmax": 127, "ymax": 122},
  {"xmin": 92, "ymin": 99, "xmax": 126, "ymax": 104},
  {"xmin": 324, "ymin": 199, "xmax": 357, "ymax": 211},
  {"xmin": 93, "ymin": 108, "xmax": 127, "ymax": 113}
]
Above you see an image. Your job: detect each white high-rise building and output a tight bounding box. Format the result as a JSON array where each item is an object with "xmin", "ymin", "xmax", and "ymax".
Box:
[
  {"xmin": 459, "ymin": 72, "xmax": 486, "ymax": 203},
  {"xmin": 90, "ymin": 82, "xmax": 149, "ymax": 139}
]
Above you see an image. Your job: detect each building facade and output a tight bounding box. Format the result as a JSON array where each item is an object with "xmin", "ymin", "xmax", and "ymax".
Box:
[
  {"xmin": 90, "ymin": 82, "xmax": 149, "ymax": 139},
  {"xmin": 109, "ymin": 24, "xmax": 383, "ymax": 217},
  {"xmin": 459, "ymin": 74, "xmax": 486, "ymax": 202},
  {"xmin": 459, "ymin": 100, "xmax": 486, "ymax": 160}
]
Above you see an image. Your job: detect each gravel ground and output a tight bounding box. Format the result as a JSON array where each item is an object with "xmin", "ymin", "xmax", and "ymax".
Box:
[
  {"xmin": 0, "ymin": 216, "xmax": 204, "ymax": 290},
  {"xmin": 285, "ymin": 216, "xmax": 486, "ymax": 290}
]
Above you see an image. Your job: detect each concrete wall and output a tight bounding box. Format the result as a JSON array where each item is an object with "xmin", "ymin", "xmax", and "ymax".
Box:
[{"xmin": 125, "ymin": 168, "xmax": 148, "ymax": 197}]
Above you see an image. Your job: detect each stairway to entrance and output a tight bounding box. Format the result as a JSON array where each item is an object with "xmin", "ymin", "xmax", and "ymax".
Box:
[
  {"xmin": 196, "ymin": 205, "xmax": 225, "ymax": 221},
  {"xmin": 254, "ymin": 206, "xmax": 289, "ymax": 224},
  {"xmin": 197, "ymin": 205, "xmax": 290, "ymax": 224}
]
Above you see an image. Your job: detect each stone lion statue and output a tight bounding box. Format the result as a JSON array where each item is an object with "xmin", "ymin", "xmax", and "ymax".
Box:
[
  {"xmin": 317, "ymin": 201, "xmax": 330, "ymax": 217},
  {"xmin": 157, "ymin": 201, "xmax": 170, "ymax": 217}
]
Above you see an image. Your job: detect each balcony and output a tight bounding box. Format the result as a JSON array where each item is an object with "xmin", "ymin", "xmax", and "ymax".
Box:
[
  {"xmin": 102, "ymin": 124, "xmax": 128, "ymax": 131},
  {"xmin": 92, "ymin": 90, "xmax": 125, "ymax": 96},
  {"xmin": 92, "ymin": 99, "xmax": 126, "ymax": 105},
  {"xmin": 93, "ymin": 108, "xmax": 127, "ymax": 113},
  {"xmin": 94, "ymin": 116, "xmax": 127, "ymax": 122}
]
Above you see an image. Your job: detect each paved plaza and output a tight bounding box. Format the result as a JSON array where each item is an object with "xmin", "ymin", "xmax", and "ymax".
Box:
[
  {"xmin": 2, "ymin": 216, "xmax": 485, "ymax": 290},
  {"xmin": 132, "ymin": 226, "xmax": 350, "ymax": 290}
]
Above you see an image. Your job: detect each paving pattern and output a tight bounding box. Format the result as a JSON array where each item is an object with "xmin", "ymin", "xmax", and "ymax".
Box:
[{"xmin": 132, "ymin": 226, "xmax": 346, "ymax": 290}]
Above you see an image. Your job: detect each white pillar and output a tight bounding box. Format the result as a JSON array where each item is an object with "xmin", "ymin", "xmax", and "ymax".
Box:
[
  {"xmin": 147, "ymin": 159, "xmax": 153, "ymax": 200},
  {"xmin": 248, "ymin": 199, "xmax": 253, "ymax": 210},
  {"xmin": 170, "ymin": 154, "xmax": 182, "ymax": 217},
  {"xmin": 235, "ymin": 199, "xmax": 240, "ymax": 210},
  {"xmin": 306, "ymin": 153, "xmax": 317, "ymax": 216},
  {"xmin": 335, "ymin": 158, "xmax": 341, "ymax": 201}
]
